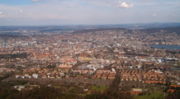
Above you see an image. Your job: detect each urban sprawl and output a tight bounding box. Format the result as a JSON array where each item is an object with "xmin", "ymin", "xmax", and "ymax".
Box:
[{"xmin": 0, "ymin": 26, "xmax": 180, "ymax": 98}]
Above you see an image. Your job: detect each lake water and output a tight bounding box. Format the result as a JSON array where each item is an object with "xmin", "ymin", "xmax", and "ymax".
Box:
[
  {"xmin": 171, "ymin": 67, "xmax": 180, "ymax": 71},
  {"xmin": 151, "ymin": 44, "xmax": 180, "ymax": 50}
]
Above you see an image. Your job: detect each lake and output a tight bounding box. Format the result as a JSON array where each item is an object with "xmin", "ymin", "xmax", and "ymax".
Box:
[{"xmin": 151, "ymin": 44, "xmax": 180, "ymax": 50}]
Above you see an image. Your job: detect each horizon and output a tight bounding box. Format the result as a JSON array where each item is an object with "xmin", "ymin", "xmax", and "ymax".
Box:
[{"xmin": 0, "ymin": 22, "xmax": 180, "ymax": 27}]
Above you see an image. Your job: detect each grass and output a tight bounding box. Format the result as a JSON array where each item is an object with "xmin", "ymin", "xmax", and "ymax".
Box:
[
  {"xmin": 135, "ymin": 90, "xmax": 166, "ymax": 99},
  {"xmin": 90, "ymin": 85, "xmax": 108, "ymax": 93}
]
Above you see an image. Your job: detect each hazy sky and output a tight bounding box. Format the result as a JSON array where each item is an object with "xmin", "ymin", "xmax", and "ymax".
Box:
[{"xmin": 0, "ymin": 0, "xmax": 180, "ymax": 25}]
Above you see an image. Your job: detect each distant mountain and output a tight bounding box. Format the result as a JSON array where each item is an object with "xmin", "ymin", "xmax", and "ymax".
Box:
[{"xmin": 0, "ymin": 23, "xmax": 180, "ymax": 33}]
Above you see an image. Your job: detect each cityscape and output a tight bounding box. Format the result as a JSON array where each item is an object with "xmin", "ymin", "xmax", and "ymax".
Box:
[
  {"xmin": 0, "ymin": 0, "xmax": 180, "ymax": 99},
  {"xmin": 0, "ymin": 25, "xmax": 179, "ymax": 99}
]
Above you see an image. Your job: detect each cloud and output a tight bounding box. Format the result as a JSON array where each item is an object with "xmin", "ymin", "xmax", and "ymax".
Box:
[
  {"xmin": 152, "ymin": 13, "xmax": 157, "ymax": 17},
  {"xmin": 0, "ymin": 11, "xmax": 5, "ymax": 17},
  {"xmin": 118, "ymin": 1, "xmax": 133, "ymax": 8},
  {"xmin": 32, "ymin": 0, "xmax": 41, "ymax": 2},
  {"xmin": 19, "ymin": 9, "xmax": 23, "ymax": 13}
]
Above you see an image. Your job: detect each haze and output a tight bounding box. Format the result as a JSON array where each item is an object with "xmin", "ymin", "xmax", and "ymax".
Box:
[{"xmin": 0, "ymin": 0, "xmax": 180, "ymax": 25}]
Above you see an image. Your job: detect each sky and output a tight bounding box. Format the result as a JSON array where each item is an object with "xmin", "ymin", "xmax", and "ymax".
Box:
[{"xmin": 0, "ymin": 0, "xmax": 180, "ymax": 26}]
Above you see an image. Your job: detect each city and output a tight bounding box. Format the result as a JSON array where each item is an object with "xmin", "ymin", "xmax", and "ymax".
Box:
[
  {"xmin": 0, "ymin": 25, "xmax": 179, "ymax": 99},
  {"xmin": 0, "ymin": 0, "xmax": 180, "ymax": 99}
]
